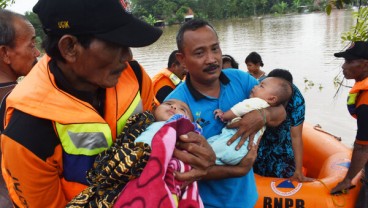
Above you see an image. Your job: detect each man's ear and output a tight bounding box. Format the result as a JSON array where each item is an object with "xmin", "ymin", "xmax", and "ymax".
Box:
[
  {"xmin": 176, "ymin": 52, "xmax": 186, "ymax": 68},
  {"xmin": 58, "ymin": 35, "xmax": 79, "ymax": 63},
  {"xmin": 0, "ymin": 45, "xmax": 11, "ymax": 64}
]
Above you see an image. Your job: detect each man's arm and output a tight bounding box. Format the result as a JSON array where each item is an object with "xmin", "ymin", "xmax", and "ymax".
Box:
[
  {"xmin": 2, "ymin": 110, "xmax": 68, "ymax": 207},
  {"xmin": 331, "ymin": 142, "xmax": 368, "ymax": 194},
  {"xmin": 227, "ymin": 105, "xmax": 286, "ymax": 150},
  {"xmin": 331, "ymin": 104, "xmax": 368, "ymax": 194}
]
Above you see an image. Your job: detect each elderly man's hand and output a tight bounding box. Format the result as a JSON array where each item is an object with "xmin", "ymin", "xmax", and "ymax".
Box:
[{"xmin": 173, "ymin": 132, "xmax": 215, "ymax": 184}]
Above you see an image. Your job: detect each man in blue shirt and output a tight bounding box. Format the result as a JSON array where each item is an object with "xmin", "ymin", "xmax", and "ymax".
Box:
[{"xmin": 166, "ymin": 19, "xmax": 286, "ymax": 208}]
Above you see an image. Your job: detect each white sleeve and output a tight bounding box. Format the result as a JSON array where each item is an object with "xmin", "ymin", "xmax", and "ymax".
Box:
[{"xmin": 230, "ymin": 97, "xmax": 270, "ymax": 117}]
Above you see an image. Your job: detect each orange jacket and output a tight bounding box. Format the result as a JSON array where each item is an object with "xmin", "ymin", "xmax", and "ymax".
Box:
[
  {"xmin": 152, "ymin": 68, "xmax": 182, "ymax": 104},
  {"xmin": 1, "ymin": 55, "xmax": 154, "ymax": 207}
]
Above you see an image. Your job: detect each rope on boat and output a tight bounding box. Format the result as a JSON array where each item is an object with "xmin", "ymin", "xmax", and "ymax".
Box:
[
  {"xmin": 313, "ymin": 124, "xmax": 342, "ymax": 142},
  {"xmin": 315, "ymin": 179, "xmax": 346, "ymax": 208}
]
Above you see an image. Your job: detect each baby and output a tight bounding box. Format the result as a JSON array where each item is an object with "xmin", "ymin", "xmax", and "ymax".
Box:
[
  {"xmin": 69, "ymin": 99, "xmax": 203, "ymax": 208},
  {"xmin": 116, "ymin": 99, "xmax": 203, "ymax": 208},
  {"xmin": 134, "ymin": 99, "xmax": 196, "ymax": 145},
  {"xmin": 211, "ymin": 77, "xmax": 292, "ymax": 165}
]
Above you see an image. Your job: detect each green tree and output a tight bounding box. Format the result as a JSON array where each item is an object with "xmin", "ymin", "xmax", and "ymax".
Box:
[
  {"xmin": 326, "ymin": 0, "xmax": 353, "ymax": 15},
  {"xmin": 341, "ymin": 6, "xmax": 368, "ymax": 42},
  {"xmin": 153, "ymin": 0, "xmax": 177, "ymax": 19},
  {"xmin": 143, "ymin": 14, "xmax": 157, "ymax": 26},
  {"xmin": 271, "ymin": 1, "xmax": 289, "ymax": 14},
  {"xmin": 0, "ymin": 0, "xmax": 14, "ymax": 9},
  {"xmin": 25, "ymin": 11, "xmax": 45, "ymax": 49}
]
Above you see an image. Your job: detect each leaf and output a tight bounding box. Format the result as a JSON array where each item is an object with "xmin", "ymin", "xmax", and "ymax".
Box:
[{"xmin": 326, "ymin": 4, "xmax": 332, "ymax": 15}]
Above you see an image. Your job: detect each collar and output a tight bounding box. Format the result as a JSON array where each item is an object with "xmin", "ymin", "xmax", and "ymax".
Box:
[
  {"xmin": 185, "ymin": 71, "xmax": 230, "ymax": 100},
  {"xmin": 48, "ymin": 59, "xmax": 105, "ymax": 115},
  {"xmin": 0, "ymin": 82, "xmax": 17, "ymax": 87}
]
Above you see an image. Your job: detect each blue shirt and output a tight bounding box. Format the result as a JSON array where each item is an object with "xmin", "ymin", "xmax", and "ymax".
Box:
[
  {"xmin": 254, "ymin": 84, "xmax": 305, "ymax": 178},
  {"xmin": 166, "ymin": 69, "xmax": 259, "ymax": 208}
]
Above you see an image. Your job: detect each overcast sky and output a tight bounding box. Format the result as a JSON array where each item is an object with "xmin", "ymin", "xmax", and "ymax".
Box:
[{"xmin": 6, "ymin": 0, "xmax": 38, "ymax": 15}]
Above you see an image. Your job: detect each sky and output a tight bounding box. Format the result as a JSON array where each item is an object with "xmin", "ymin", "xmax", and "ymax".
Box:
[{"xmin": 6, "ymin": 0, "xmax": 39, "ymax": 15}]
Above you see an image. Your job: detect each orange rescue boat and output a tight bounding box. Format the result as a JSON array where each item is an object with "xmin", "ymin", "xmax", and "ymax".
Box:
[{"xmin": 254, "ymin": 123, "xmax": 362, "ymax": 208}]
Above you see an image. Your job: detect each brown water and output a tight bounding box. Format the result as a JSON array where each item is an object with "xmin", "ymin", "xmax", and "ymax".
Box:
[{"xmin": 132, "ymin": 10, "xmax": 357, "ymax": 147}]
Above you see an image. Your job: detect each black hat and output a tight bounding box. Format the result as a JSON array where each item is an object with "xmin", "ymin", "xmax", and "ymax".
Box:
[
  {"xmin": 33, "ymin": 0, "xmax": 162, "ymax": 47},
  {"xmin": 334, "ymin": 41, "xmax": 368, "ymax": 60}
]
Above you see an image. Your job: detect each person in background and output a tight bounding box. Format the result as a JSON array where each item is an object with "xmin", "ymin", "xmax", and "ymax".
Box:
[
  {"xmin": 331, "ymin": 41, "xmax": 368, "ymax": 207},
  {"xmin": 222, "ymin": 54, "xmax": 239, "ymax": 69},
  {"xmin": 0, "ymin": 0, "xmax": 215, "ymax": 207},
  {"xmin": 152, "ymin": 50, "xmax": 187, "ymax": 103},
  {"xmin": 0, "ymin": 9, "xmax": 41, "ymax": 208},
  {"xmin": 166, "ymin": 19, "xmax": 286, "ymax": 208},
  {"xmin": 254, "ymin": 69, "xmax": 314, "ymax": 182},
  {"xmin": 245, "ymin": 51, "xmax": 266, "ymax": 80}
]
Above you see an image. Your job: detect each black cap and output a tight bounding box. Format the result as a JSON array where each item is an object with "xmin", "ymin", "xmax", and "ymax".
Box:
[
  {"xmin": 334, "ymin": 41, "xmax": 368, "ymax": 60},
  {"xmin": 33, "ymin": 0, "xmax": 162, "ymax": 47}
]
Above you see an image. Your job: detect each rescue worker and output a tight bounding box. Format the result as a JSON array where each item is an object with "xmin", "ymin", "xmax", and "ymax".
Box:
[
  {"xmin": 0, "ymin": 0, "xmax": 215, "ymax": 207},
  {"xmin": 152, "ymin": 50, "xmax": 187, "ymax": 103}
]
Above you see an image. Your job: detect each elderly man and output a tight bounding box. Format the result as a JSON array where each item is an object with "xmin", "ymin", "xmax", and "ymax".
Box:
[{"xmin": 0, "ymin": 9, "xmax": 40, "ymax": 207}]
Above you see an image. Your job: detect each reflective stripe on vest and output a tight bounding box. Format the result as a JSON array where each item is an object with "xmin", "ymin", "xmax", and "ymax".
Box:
[
  {"xmin": 56, "ymin": 122, "xmax": 113, "ymax": 156},
  {"xmin": 347, "ymin": 92, "xmax": 358, "ymax": 118},
  {"xmin": 117, "ymin": 91, "xmax": 143, "ymax": 134},
  {"xmin": 168, "ymin": 73, "xmax": 182, "ymax": 86}
]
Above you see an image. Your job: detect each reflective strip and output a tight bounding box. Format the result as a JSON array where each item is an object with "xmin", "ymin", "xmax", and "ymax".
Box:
[
  {"xmin": 117, "ymin": 91, "xmax": 143, "ymax": 134},
  {"xmin": 56, "ymin": 122, "xmax": 113, "ymax": 156},
  {"xmin": 347, "ymin": 93, "xmax": 357, "ymax": 105},
  {"xmin": 169, "ymin": 73, "xmax": 182, "ymax": 86}
]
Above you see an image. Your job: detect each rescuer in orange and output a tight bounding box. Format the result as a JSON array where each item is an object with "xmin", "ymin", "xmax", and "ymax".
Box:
[{"xmin": 152, "ymin": 50, "xmax": 187, "ymax": 103}]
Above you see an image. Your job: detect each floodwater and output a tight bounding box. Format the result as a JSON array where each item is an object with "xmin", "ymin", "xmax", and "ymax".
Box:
[{"xmin": 132, "ymin": 9, "xmax": 357, "ymax": 147}]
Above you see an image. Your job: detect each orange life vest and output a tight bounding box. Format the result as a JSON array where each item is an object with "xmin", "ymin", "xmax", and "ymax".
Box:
[{"xmin": 152, "ymin": 68, "xmax": 182, "ymax": 104}]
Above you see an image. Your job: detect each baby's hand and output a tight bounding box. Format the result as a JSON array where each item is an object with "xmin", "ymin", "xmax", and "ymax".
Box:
[{"xmin": 214, "ymin": 109, "xmax": 224, "ymax": 121}]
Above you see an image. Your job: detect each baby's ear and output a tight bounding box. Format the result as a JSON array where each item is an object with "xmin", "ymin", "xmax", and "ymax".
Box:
[{"xmin": 267, "ymin": 96, "xmax": 278, "ymax": 105}]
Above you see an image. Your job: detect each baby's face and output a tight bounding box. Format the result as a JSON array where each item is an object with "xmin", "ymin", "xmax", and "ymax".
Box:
[
  {"xmin": 154, "ymin": 99, "xmax": 192, "ymax": 121},
  {"xmin": 250, "ymin": 77, "xmax": 279, "ymax": 101}
]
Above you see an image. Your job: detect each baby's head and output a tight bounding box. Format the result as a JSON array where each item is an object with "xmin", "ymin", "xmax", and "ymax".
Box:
[
  {"xmin": 153, "ymin": 99, "xmax": 193, "ymax": 121},
  {"xmin": 250, "ymin": 77, "xmax": 292, "ymax": 106}
]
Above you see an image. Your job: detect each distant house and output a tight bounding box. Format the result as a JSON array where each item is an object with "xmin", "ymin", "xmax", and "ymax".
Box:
[
  {"xmin": 154, "ymin": 20, "xmax": 165, "ymax": 27},
  {"xmin": 184, "ymin": 8, "xmax": 194, "ymax": 22}
]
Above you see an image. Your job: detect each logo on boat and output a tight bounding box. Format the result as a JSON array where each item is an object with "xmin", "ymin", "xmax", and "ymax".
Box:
[
  {"xmin": 271, "ymin": 180, "xmax": 302, "ymax": 196},
  {"xmin": 331, "ymin": 158, "xmax": 350, "ymax": 170}
]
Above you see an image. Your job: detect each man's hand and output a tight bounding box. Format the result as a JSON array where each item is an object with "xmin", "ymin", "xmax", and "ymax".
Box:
[
  {"xmin": 173, "ymin": 132, "xmax": 216, "ymax": 184},
  {"xmin": 330, "ymin": 178, "xmax": 355, "ymax": 195},
  {"xmin": 226, "ymin": 110, "xmax": 264, "ymax": 150}
]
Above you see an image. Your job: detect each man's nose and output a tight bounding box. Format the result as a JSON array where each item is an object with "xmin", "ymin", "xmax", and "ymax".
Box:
[{"xmin": 34, "ymin": 48, "xmax": 41, "ymax": 57}]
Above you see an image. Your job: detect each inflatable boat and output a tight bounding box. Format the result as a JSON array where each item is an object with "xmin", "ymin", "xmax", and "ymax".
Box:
[{"xmin": 254, "ymin": 123, "xmax": 362, "ymax": 208}]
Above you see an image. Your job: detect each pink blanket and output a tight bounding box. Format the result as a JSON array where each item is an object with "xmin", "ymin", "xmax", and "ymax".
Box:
[{"xmin": 113, "ymin": 115, "xmax": 203, "ymax": 208}]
